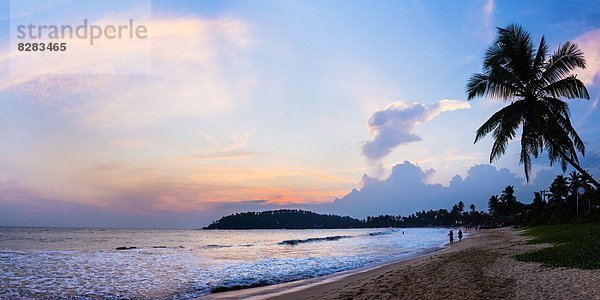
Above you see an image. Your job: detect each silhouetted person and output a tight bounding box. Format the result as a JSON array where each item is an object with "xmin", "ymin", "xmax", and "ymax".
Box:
[
  {"xmin": 458, "ymin": 229, "xmax": 463, "ymax": 242},
  {"xmin": 448, "ymin": 230, "xmax": 454, "ymax": 244}
]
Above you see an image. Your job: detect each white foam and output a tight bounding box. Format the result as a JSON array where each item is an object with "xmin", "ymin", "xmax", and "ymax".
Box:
[{"xmin": 0, "ymin": 227, "xmax": 448, "ymax": 299}]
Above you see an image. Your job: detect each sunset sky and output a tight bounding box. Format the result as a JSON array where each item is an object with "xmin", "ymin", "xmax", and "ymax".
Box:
[{"xmin": 1, "ymin": 0, "xmax": 600, "ymax": 228}]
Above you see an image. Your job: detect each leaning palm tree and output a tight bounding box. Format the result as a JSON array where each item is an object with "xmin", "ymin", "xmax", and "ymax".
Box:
[{"xmin": 466, "ymin": 24, "xmax": 599, "ymax": 189}]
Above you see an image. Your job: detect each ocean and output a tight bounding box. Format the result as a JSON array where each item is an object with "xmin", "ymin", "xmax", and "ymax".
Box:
[{"xmin": 0, "ymin": 227, "xmax": 449, "ymax": 299}]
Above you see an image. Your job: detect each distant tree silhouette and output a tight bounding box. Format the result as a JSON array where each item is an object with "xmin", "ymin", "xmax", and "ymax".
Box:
[
  {"xmin": 501, "ymin": 185, "xmax": 522, "ymax": 215},
  {"xmin": 486, "ymin": 186, "xmax": 524, "ymax": 218},
  {"xmin": 204, "ymin": 203, "xmax": 492, "ymax": 230},
  {"xmin": 469, "ymin": 203, "xmax": 476, "ymax": 213},
  {"xmin": 520, "ymin": 173, "xmax": 599, "ymax": 225},
  {"xmin": 457, "ymin": 201, "xmax": 465, "ymax": 213},
  {"xmin": 203, "ymin": 209, "xmax": 364, "ymax": 229},
  {"xmin": 488, "ymin": 195, "xmax": 500, "ymax": 216},
  {"xmin": 568, "ymin": 171, "xmax": 582, "ymax": 190},
  {"xmin": 466, "ymin": 24, "xmax": 599, "ymax": 189},
  {"xmin": 549, "ymin": 175, "xmax": 569, "ymax": 203},
  {"xmin": 531, "ymin": 192, "xmax": 546, "ymax": 212}
]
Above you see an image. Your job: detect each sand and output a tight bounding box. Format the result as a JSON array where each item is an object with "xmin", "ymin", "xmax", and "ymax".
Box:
[{"xmin": 203, "ymin": 228, "xmax": 600, "ymax": 300}]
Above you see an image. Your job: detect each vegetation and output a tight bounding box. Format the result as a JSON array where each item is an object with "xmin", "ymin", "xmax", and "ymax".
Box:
[
  {"xmin": 466, "ymin": 24, "xmax": 599, "ymax": 189},
  {"xmin": 203, "ymin": 210, "xmax": 363, "ymax": 229},
  {"xmin": 482, "ymin": 172, "xmax": 600, "ymax": 269},
  {"xmin": 520, "ymin": 172, "xmax": 600, "ymax": 226},
  {"xmin": 515, "ymin": 223, "xmax": 600, "ymax": 269},
  {"xmin": 369, "ymin": 201, "xmax": 490, "ymax": 228},
  {"xmin": 488, "ymin": 186, "xmax": 525, "ymax": 217},
  {"xmin": 204, "ymin": 203, "xmax": 490, "ymax": 229}
]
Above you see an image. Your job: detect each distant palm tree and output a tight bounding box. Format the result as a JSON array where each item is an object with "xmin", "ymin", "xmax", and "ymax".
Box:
[
  {"xmin": 466, "ymin": 24, "xmax": 599, "ymax": 189},
  {"xmin": 568, "ymin": 170, "xmax": 594, "ymax": 214},
  {"xmin": 488, "ymin": 195, "xmax": 500, "ymax": 216},
  {"xmin": 469, "ymin": 203, "xmax": 476, "ymax": 213},
  {"xmin": 568, "ymin": 171, "xmax": 582, "ymax": 194},
  {"xmin": 457, "ymin": 201, "xmax": 465, "ymax": 213},
  {"xmin": 549, "ymin": 175, "xmax": 569, "ymax": 203}
]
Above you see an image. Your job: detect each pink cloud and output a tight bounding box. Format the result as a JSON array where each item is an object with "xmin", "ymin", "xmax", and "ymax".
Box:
[
  {"xmin": 574, "ymin": 28, "xmax": 600, "ymax": 86},
  {"xmin": 0, "ymin": 16, "xmax": 257, "ymax": 128}
]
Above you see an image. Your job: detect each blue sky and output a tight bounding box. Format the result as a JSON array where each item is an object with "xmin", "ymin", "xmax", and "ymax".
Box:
[{"xmin": 0, "ymin": 0, "xmax": 599, "ymax": 228}]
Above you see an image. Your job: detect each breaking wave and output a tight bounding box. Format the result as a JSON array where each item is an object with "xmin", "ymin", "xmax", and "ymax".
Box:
[{"xmin": 278, "ymin": 235, "xmax": 352, "ymax": 245}]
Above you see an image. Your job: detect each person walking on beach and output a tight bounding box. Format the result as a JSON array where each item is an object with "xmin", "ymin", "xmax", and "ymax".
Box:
[
  {"xmin": 448, "ymin": 230, "xmax": 454, "ymax": 244},
  {"xmin": 458, "ymin": 229, "xmax": 463, "ymax": 242}
]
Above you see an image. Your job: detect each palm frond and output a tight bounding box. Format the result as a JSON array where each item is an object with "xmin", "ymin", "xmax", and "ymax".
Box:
[
  {"xmin": 541, "ymin": 99, "xmax": 585, "ymax": 155},
  {"xmin": 542, "ymin": 41, "xmax": 586, "ymax": 85},
  {"xmin": 539, "ymin": 97, "xmax": 571, "ymax": 116},
  {"xmin": 543, "ymin": 75, "xmax": 590, "ymax": 99},
  {"xmin": 474, "ymin": 110, "xmax": 504, "ymax": 143},
  {"xmin": 484, "ymin": 42, "xmax": 510, "ymax": 70},
  {"xmin": 494, "ymin": 24, "xmax": 535, "ymax": 82},
  {"xmin": 520, "ymin": 137, "xmax": 533, "ymax": 182},
  {"xmin": 474, "ymin": 101, "xmax": 525, "ymax": 144},
  {"xmin": 489, "ymin": 103, "xmax": 523, "ymax": 162},
  {"xmin": 520, "ymin": 117, "xmax": 546, "ymax": 182},
  {"xmin": 466, "ymin": 73, "xmax": 518, "ymax": 100},
  {"xmin": 542, "ymin": 110, "xmax": 581, "ymax": 164},
  {"xmin": 532, "ymin": 35, "xmax": 548, "ymax": 80}
]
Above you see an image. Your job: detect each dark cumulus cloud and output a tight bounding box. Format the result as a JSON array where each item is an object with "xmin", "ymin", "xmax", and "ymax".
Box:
[{"xmin": 325, "ymin": 161, "xmax": 556, "ymax": 218}]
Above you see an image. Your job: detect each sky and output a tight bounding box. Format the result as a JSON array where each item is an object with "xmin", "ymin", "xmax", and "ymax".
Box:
[{"xmin": 1, "ymin": 0, "xmax": 600, "ymax": 228}]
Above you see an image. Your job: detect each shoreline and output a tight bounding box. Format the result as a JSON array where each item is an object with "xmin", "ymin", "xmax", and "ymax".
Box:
[
  {"xmin": 199, "ymin": 231, "xmax": 469, "ymax": 300},
  {"xmin": 266, "ymin": 229, "xmax": 481, "ymax": 300},
  {"xmin": 271, "ymin": 227, "xmax": 600, "ymax": 299},
  {"xmin": 198, "ymin": 247, "xmax": 446, "ymax": 300},
  {"xmin": 202, "ymin": 228, "xmax": 600, "ymax": 299}
]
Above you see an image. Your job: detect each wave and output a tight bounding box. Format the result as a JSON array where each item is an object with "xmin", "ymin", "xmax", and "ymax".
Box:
[
  {"xmin": 203, "ymin": 244, "xmax": 254, "ymax": 249},
  {"xmin": 115, "ymin": 246, "xmax": 137, "ymax": 250},
  {"xmin": 278, "ymin": 235, "xmax": 352, "ymax": 246},
  {"xmin": 367, "ymin": 231, "xmax": 393, "ymax": 236},
  {"xmin": 203, "ymin": 244, "xmax": 233, "ymax": 249},
  {"xmin": 211, "ymin": 280, "xmax": 273, "ymax": 293}
]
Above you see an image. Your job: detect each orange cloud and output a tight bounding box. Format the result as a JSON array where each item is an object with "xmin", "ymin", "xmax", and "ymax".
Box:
[
  {"xmin": 53, "ymin": 162, "xmax": 350, "ymax": 215},
  {"xmin": 176, "ymin": 150, "xmax": 255, "ymax": 161}
]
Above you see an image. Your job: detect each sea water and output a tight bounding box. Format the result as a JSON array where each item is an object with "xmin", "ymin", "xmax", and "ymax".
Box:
[{"xmin": 0, "ymin": 227, "xmax": 449, "ymax": 299}]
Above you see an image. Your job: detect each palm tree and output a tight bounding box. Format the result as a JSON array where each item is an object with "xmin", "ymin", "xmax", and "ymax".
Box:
[
  {"xmin": 457, "ymin": 201, "xmax": 465, "ymax": 213},
  {"xmin": 531, "ymin": 192, "xmax": 546, "ymax": 211},
  {"xmin": 549, "ymin": 175, "xmax": 569, "ymax": 203},
  {"xmin": 488, "ymin": 195, "xmax": 500, "ymax": 216},
  {"xmin": 499, "ymin": 185, "xmax": 521, "ymax": 215},
  {"xmin": 568, "ymin": 170, "xmax": 594, "ymax": 213},
  {"xmin": 469, "ymin": 203, "xmax": 476, "ymax": 213},
  {"xmin": 567, "ymin": 171, "xmax": 582, "ymax": 195},
  {"xmin": 466, "ymin": 24, "xmax": 599, "ymax": 189}
]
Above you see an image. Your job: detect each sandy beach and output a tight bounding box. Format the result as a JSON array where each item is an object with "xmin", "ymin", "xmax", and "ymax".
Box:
[{"xmin": 204, "ymin": 227, "xmax": 600, "ymax": 300}]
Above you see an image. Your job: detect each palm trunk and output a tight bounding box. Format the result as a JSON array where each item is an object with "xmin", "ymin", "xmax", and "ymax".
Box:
[{"xmin": 550, "ymin": 142, "xmax": 600, "ymax": 190}]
